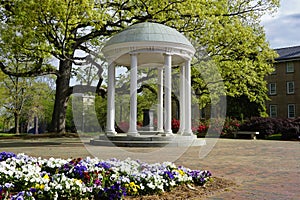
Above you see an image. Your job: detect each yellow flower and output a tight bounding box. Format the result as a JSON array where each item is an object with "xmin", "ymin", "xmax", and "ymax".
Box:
[
  {"xmin": 126, "ymin": 182, "xmax": 140, "ymax": 195},
  {"xmin": 74, "ymin": 179, "xmax": 83, "ymax": 185},
  {"xmin": 178, "ymin": 170, "xmax": 185, "ymax": 176},
  {"xmin": 39, "ymin": 184, "xmax": 45, "ymax": 190},
  {"xmin": 35, "ymin": 183, "xmax": 45, "ymax": 190},
  {"xmin": 129, "ymin": 182, "xmax": 135, "ymax": 187},
  {"xmin": 174, "ymin": 169, "xmax": 185, "ymax": 176},
  {"xmin": 43, "ymin": 174, "xmax": 50, "ymax": 180}
]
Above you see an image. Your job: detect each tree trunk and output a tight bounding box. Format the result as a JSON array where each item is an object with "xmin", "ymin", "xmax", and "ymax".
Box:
[
  {"xmin": 14, "ymin": 112, "xmax": 20, "ymax": 135},
  {"xmin": 34, "ymin": 116, "xmax": 39, "ymax": 134},
  {"xmin": 50, "ymin": 59, "xmax": 72, "ymax": 134}
]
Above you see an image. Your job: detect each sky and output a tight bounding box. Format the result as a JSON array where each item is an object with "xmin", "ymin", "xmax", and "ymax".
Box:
[{"xmin": 261, "ymin": 0, "xmax": 300, "ymax": 49}]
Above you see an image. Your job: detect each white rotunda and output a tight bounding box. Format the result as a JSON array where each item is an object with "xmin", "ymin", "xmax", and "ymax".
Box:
[{"xmin": 102, "ymin": 22, "xmax": 195, "ymax": 138}]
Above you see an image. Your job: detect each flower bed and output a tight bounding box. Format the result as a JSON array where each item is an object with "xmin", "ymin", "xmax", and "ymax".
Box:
[{"xmin": 0, "ymin": 152, "xmax": 212, "ymax": 200}]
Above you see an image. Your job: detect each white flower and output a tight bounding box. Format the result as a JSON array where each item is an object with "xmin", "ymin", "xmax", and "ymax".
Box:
[
  {"xmin": 0, "ymin": 153, "xmax": 211, "ymax": 199},
  {"xmin": 140, "ymin": 184, "xmax": 145, "ymax": 190},
  {"xmin": 147, "ymin": 182, "xmax": 155, "ymax": 190},
  {"xmin": 44, "ymin": 185, "xmax": 51, "ymax": 192}
]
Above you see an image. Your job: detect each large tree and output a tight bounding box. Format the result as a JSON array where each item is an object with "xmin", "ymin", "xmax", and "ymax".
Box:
[{"xmin": 0, "ymin": 0, "xmax": 279, "ymax": 133}]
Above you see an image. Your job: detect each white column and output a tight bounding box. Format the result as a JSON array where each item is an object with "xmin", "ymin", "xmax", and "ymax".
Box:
[
  {"xmin": 157, "ymin": 67, "xmax": 164, "ymax": 133},
  {"xmin": 178, "ymin": 65, "xmax": 185, "ymax": 134},
  {"xmin": 127, "ymin": 53, "xmax": 139, "ymax": 136},
  {"xmin": 106, "ymin": 62, "xmax": 116, "ymax": 135},
  {"xmin": 183, "ymin": 59, "xmax": 193, "ymax": 136},
  {"xmin": 163, "ymin": 53, "xmax": 173, "ymax": 135}
]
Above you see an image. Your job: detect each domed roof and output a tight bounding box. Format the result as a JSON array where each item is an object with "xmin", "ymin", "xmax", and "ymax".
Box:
[
  {"xmin": 102, "ymin": 22, "xmax": 195, "ymax": 67},
  {"xmin": 105, "ymin": 22, "xmax": 193, "ymax": 48}
]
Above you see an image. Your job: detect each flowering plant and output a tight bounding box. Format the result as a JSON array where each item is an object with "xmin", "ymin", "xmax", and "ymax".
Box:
[
  {"xmin": 172, "ymin": 118, "xmax": 180, "ymax": 132},
  {"xmin": 0, "ymin": 152, "xmax": 211, "ymax": 200}
]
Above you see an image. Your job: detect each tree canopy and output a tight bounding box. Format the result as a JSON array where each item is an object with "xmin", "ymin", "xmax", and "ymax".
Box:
[{"xmin": 0, "ymin": 0, "xmax": 279, "ymax": 133}]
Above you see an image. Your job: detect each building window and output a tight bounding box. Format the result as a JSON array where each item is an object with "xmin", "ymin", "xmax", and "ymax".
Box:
[
  {"xmin": 286, "ymin": 62, "xmax": 294, "ymax": 73},
  {"xmin": 269, "ymin": 105, "xmax": 277, "ymax": 118},
  {"xmin": 269, "ymin": 83, "xmax": 276, "ymax": 95},
  {"xmin": 288, "ymin": 104, "xmax": 295, "ymax": 118},
  {"xmin": 287, "ymin": 81, "xmax": 295, "ymax": 94}
]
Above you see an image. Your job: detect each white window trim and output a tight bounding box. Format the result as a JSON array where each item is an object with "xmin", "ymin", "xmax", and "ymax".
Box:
[
  {"xmin": 269, "ymin": 83, "xmax": 276, "ymax": 95},
  {"xmin": 288, "ymin": 104, "xmax": 295, "ymax": 118},
  {"xmin": 287, "ymin": 81, "xmax": 295, "ymax": 94},
  {"xmin": 269, "ymin": 105, "xmax": 277, "ymax": 118},
  {"xmin": 286, "ymin": 62, "xmax": 294, "ymax": 73}
]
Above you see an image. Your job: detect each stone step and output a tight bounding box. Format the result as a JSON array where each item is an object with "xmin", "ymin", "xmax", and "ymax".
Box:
[
  {"xmin": 98, "ymin": 135, "xmax": 175, "ymax": 141},
  {"xmin": 90, "ymin": 135, "xmax": 205, "ymax": 147}
]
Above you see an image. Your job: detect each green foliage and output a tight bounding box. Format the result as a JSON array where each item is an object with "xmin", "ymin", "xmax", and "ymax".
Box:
[
  {"xmin": 66, "ymin": 96, "xmax": 76, "ymax": 133},
  {"xmin": 0, "ymin": 69, "xmax": 54, "ymax": 133},
  {"xmin": 226, "ymin": 96, "xmax": 261, "ymax": 119},
  {"xmin": 95, "ymin": 95, "xmax": 107, "ymax": 132},
  {"xmin": 0, "ymin": 0, "xmax": 280, "ymax": 133},
  {"xmin": 20, "ymin": 76, "xmax": 55, "ymax": 129},
  {"xmin": 137, "ymin": 89, "xmax": 157, "ymax": 123},
  {"xmin": 191, "ymin": 2, "xmax": 279, "ymax": 113}
]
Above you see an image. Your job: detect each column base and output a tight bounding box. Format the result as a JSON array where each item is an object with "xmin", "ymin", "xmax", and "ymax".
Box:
[
  {"xmin": 181, "ymin": 130, "xmax": 194, "ymax": 137},
  {"xmin": 161, "ymin": 131, "xmax": 173, "ymax": 136},
  {"xmin": 177, "ymin": 129, "xmax": 184, "ymax": 134},
  {"xmin": 127, "ymin": 132, "xmax": 140, "ymax": 137},
  {"xmin": 156, "ymin": 128, "xmax": 164, "ymax": 133},
  {"xmin": 106, "ymin": 131, "xmax": 117, "ymax": 136}
]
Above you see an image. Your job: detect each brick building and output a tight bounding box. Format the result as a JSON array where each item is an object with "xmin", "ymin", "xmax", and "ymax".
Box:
[{"xmin": 266, "ymin": 45, "xmax": 300, "ymax": 118}]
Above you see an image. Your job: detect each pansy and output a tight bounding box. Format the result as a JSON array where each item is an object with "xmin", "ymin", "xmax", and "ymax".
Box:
[{"xmin": 0, "ymin": 152, "xmax": 212, "ymax": 200}]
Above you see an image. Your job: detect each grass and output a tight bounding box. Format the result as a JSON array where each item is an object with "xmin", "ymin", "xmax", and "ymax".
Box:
[
  {"xmin": 0, "ymin": 133, "xmax": 18, "ymax": 137},
  {"xmin": 0, "ymin": 132, "xmax": 105, "ymax": 139},
  {"xmin": 266, "ymin": 133, "xmax": 282, "ymax": 140}
]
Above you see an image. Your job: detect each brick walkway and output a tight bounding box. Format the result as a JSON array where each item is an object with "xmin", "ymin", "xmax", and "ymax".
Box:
[{"xmin": 0, "ymin": 137, "xmax": 299, "ymax": 199}]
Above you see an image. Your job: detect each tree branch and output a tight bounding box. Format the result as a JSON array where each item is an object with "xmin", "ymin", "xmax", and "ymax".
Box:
[{"xmin": 0, "ymin": 59, "xmax": 59, "ymax": 77}]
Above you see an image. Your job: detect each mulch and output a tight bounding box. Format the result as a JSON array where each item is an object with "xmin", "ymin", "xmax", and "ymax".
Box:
[{"xmin": 124, "ymin": 177, "xmax": 237, "ymax": 200}]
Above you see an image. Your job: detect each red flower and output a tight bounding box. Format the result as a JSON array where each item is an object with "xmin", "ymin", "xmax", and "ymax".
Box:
[{"xmin": 172, "ymin": 119, "xmax": 180, "ymax": 129}]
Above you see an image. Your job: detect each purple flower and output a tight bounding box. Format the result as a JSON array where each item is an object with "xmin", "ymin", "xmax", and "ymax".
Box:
[
  {"xmin": 164, "ymin": 171, "xmax": 175, "ymax": 179},
  {"xmin": 94, "ymin": 179, "xmax": 101, "ymax": 186},
  {"xmin": 4, "ymin": 183, "xmax": 14, "ymax": 189},
  {"xmin": 96, "ymin": 162, "xmax": 111, "ymax": 170},
  {"xmin": 97, "ymin": 182, "xmax": 126, "ymax": 200},
  {"xmin": 73, "ymin": 164, "xmax": 87, "ymax": 178},
  {"xmin": 188, "ymin": 170, "xmax": 212, "ymax": 185},
  {"xmin": 30, "ymin": 187, "xmax": 37, "ymax": 193},
  {"xmin": 0, "ymin": 152, "xmax": 16, "ymax": 161},
  {"xmin": 11, "ymin": 191, "xmax": 25, "ymax": 200}
]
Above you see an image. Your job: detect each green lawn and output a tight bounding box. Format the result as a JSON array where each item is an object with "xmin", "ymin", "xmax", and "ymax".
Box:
[
  {"xmin": 266, "ymin": 133, "xmax": 282, "ymax": 140},
  {"xmin": 0, "ymin": 133, "xmax": 17, "ymax": 137}
]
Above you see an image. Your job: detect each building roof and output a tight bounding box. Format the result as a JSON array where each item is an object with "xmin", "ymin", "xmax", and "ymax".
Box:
[
  {"xmin": 104, "ymin": 22, "xmax": 193, "ymax": 48},
  {"xmin": 275, "ymin": 45, "xmax": 300, "ymax": 61}
]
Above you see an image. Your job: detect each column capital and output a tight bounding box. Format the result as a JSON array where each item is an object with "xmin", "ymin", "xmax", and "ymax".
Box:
[
  {"xmin": 163, "ymin": 52, "xmax": 173, "ymax": 56},
  {"xmin": 129, "ymin": 52, "xmax": 139, "ymax": 56},
  {"xmin": 107, "ymin": 61, "xmax": 116, "ymax": 67}
]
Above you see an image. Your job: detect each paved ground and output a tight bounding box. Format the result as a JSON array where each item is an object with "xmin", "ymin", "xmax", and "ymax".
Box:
[{"xmin": 0, "ymin": 137, "xmax": 299, "ymax": 199}]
